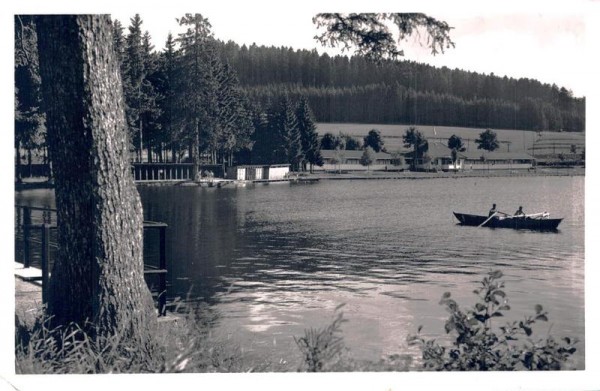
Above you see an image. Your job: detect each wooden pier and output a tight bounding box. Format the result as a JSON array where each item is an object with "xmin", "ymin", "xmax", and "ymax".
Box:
[
  {"xmin": 131, "ymin": 163, "xmax": 224, "ymax": 182},
  {"xmin": 14, "ymin": 205, "xmax": 169, "ymax": 316}
]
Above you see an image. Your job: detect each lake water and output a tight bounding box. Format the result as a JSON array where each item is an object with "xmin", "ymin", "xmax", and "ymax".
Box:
[{"xmin": 16, "ymin": 175, "xmax": 585, "ymax": 369}]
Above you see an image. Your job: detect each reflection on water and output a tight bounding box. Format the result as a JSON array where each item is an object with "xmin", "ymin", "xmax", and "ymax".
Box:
[{"xmin": 16, "ymin": 176, "xmax": 585, "ymax": 369}]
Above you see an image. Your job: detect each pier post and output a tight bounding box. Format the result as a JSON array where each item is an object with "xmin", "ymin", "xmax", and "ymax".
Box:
[
  {"xmin": 23, "ymin": 207, "xmax": 31, "ymax": 268},
  {"xmin": 41, "ymin": 224, "xmax": 51, "ymax": 304},
  {"xmin": 158, "ymin": 226, "xmax": 167, "ymax": 316}
]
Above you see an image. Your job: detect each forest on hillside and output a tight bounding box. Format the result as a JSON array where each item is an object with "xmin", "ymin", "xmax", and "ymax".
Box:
[
  {"xmin": 16, "ymin": 14, "xmax": 585, "ymax": 176},
  {"xmin": 216, "ymin": 42, "xmax": 585, "ymax": 132}
]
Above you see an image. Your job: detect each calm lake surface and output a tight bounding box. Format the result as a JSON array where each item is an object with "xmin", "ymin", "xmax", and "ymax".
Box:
[{"xmin": 16, "ymin": 176, "xmax": 585, "ymax": 369}]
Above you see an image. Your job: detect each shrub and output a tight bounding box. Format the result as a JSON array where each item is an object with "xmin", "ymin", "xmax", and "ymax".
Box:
[
  {"xmin": 407, "ymin": 270, "xmax": 578, "ymax": 370},
  {"xmin": 294, "ymin": 304, "xmax": 347, "ymax": 372}
]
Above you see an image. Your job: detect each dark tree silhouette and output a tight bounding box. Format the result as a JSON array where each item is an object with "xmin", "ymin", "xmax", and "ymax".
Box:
[
  {"xmin": 320, "ymin": 132, "xmax": 338, "ymax": 150},
  {"xmin": 403, "ymin": 127, "xmax": 428, "ymax": 170},
  {"xmin": 448, "ymin": 134, "xmax": 466, "ymax": 171},
  {"xmin": 296, "ymin": 97, "xmax": 323, "ymax": 171},
  {"xmin": 475, "ymin": 129, "xmax": 500, "ymax": 152},
  {"xmin": 363, "ymin": 129, "xmax": 385, "ymax": 152}
]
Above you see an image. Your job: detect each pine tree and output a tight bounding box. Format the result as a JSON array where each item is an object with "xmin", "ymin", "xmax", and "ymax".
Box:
[
  {"xmin": 157, "ymin": 33, "xmax": 180, "ymax": 162},
  {"xmin": 123, "ymin": 14, "xmax": 145, "ymax": 160},
  {"xmin": 277, "ymin": 97, "xmax": 302, "ymax": 170},
  {"xmin": 15, "ymin": 15, "xmax": 45, "ymax": 183},
  {"xmin": 111, "ymin": 19, "xmax": 126, "ymax": 72},
  {"xmin": 295, "ymin": 97, "xmax": 322, "ymax": 172},
  {"xmin": 175, "ymin": 13, "xmax": 216, "ymax": 176},
  {"xmin": 215, "ymin": 62, "xmax": 254, "ymax": 166},
  {"xmin": 140, "ymin": 31, "xmax": 162, "ymax": 162},
  {"xmin": 250, "ymin": 105, "xmax": 275, "ymax": 164}
]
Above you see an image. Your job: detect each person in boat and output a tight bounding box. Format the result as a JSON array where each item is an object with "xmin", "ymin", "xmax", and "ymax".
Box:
[
  {"xmin": 514, "ymin": 206, "xmax": 525, "ymax": 216},
  {"xmin": 489, "ymin": 204, "xmax": 497, "ymax": 217}
]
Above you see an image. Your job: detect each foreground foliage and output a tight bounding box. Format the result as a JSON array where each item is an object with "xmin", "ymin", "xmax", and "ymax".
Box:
[
  {"xmin": 294, "ymin": 304, "xmax": 347, "ymax": 372},
  {"xmin": 15, "ymin": 303, "xmax": 262, "ymax": 374},
  {"xmin": 408, "ymin": 270, "xmax": 578, "ymax": 370},
  {"xmin": 16, "ymin": 270, "xmax": 579, "ymax": 373}
]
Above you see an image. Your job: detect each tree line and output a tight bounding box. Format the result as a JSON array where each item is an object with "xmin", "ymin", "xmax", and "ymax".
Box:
[
  {"xmin": 15, "ymin": 13, "xmax": 585, "ymax": 183},
  {"xmin": 15, "ymin": 14, "xmax": 323, "ymax": 179},
  {"xmin": 216, "ymin": 42, "xmax": 585, "ymax": 132}
]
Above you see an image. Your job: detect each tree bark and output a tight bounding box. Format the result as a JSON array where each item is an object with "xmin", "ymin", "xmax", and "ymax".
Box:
[{"xmin": 36, "ymin": 15, "xmax": 158, "ymax": 352}]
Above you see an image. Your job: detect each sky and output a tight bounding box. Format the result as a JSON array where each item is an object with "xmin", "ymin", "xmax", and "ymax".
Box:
[{"xmin": 111, "ymin": 3, "xmax": 590, "ymax": 97}]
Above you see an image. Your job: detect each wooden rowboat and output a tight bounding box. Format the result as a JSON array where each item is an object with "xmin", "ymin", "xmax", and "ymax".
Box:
[{"xmin": 453, "ymin": 212, "xmax": 562, "ymax": 231}]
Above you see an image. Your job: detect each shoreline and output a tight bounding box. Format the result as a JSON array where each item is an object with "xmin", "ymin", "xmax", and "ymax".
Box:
[
  {"xmin": 14, "ymin": 166, "xmax": 585, "ymax": 191},
  {"xmin": 306, "ymin": 166, "xmax": 584, "ymax": 181}
]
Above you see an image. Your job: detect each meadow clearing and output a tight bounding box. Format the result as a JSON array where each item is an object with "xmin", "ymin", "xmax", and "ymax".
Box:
[{"xmin": 316, "ymin": 123, "xmax": 585, "ymax": 156}]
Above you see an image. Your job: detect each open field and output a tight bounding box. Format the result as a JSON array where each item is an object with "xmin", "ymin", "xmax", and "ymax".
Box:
[{"xmin": 316, "ymin": 123, "xmax": 586, "ymax": 155}]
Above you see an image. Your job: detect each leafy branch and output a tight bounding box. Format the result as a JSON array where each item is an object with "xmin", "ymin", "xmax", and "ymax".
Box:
[{"xmin": 408, "ymin": 270, "xmax": 578, "ymax": 370}]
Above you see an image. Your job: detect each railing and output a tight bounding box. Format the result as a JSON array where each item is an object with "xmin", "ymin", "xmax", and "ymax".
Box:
[
  {"xmin": 131, "ymin": 163, "xmax": 224, "ymax": 182},
  {"xmin": 15, "ymin": 205, "xmax": 168, "ymax": 316},
  {"xmin": 16, "ymin": 163, "xmax": 51, "ymax": 178},
  {"xmin": 15, "ymin": 162, "xmax": 226, "ymax": 183}
]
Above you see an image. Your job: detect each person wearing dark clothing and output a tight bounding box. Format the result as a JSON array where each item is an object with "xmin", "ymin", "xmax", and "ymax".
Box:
[
  {"xmin": 489, "ymin": 204, "xmax": 497, "ymax": 217},
  {"xmin": 514, "ymin": 206, "xmax": 525, "ymax": 216}
]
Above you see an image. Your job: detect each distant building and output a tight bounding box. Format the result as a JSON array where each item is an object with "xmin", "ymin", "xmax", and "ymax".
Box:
[
  {"xmin": 402, "ymin": 142, "xmax": 536, "ymax": 171},
  {"xmin": 403, "ymin": 142, "xmax": 462, "ymax": 171},
  {"xmin": 315, "ymin": 149, "xmax": 399, "ymax": 172},
  {"xmin": 226, "ymin": 164, "xmax": 290, "ymax": 180},
  {"xmin": 460, "ymin": 151, "xmax": 536, "ymax": 170}
]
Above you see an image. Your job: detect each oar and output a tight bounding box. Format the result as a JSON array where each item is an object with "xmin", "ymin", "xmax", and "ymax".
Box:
[{"xmin": 478, "ymin": 212, "xmax": 497, "ymax": 227}]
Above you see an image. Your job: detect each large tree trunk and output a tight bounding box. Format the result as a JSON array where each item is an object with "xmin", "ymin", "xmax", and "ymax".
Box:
[{"xmin": 36, "ymin": 15, "xmax": 158, "ymax": 352}]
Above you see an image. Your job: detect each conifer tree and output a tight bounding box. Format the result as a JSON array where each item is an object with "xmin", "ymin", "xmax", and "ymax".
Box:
[
  {"xmin": 123, "ymin": 14, "xmax": 145, "ymax": 160},
  {"xmin": 140, "ymin": 31, "xmax": 162, "ymax": 162},
  {"xmin": 215, "ymin": 62, "xmax": 254, "ymax": 166},
  {"xmin": 276, "ymin": 97, "xmax": 302, "ymax": 170},
  {"xmin": 295, "ymin": 97, "xmax": 322, "ymax": 172},
  {"xmin": 157, "ymin": 33, "xmax": 179, "ymax": 162},
  {"xmin": 250, "ymin": 105, "xmax": 275, "ymax": 164},
  {"xmin": 111, "ymin": 19, "xmax": 126, "ymax": 72},
  {"xmin": 15, "ymin": 15, "xmax": 45, "ymax": 183},
  {"xmin": 175, "ymin": 13, "xmax": 215, "ymax": 176}
]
